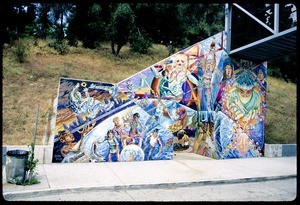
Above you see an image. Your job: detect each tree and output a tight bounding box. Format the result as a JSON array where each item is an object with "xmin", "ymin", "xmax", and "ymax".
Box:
[
  {"xmin": 67, "ymin": 3, "xmax": 90, "ymax": 47},
  {"xmin": 67, "ymin": 3, "xmax": 112, "ymax": 48},
  {"xmin": 131, "ymin": 3, "xmax": 224, "ymax": 50},
  {"xmin": 50, "ymin": 3, "xmax": 74, "ymax": 42},
  {"xmin": 132, "ymin": 3, "xmax": 162, "ymax": 44},
  {"xmin": 177, "ymin": 3, "xmax": 224, "ymax": 48},
  {"xmin": 269, "ymin": 53, "xmax": 297, "ymax": 83},
  {"xmin": 129, "ymin": 28, "xmax": 153, "ymax": 54},
  {"xmin": 35, "ymin": 3, "xmax": 52, "ymax": 39},
  {"xmin": 2, "ymin": 2, "xmax": 37, "ymax": 44},
  {"xmin": 109, "ymin": 3, "xmax": 135, "ymax": 56}
]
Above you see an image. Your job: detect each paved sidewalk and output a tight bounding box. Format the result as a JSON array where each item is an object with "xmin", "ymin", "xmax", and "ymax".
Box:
[{"xmin": 2, "ymin": 153, "xmax": 297, "ymax": 200}]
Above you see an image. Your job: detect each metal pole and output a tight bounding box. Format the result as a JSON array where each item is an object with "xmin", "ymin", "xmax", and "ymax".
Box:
[
  {"xmin": 28, "ymin": 104, "xmax": 39, "ymax": 182},
  {"xmin": 33, "ymin": 104, "xmax": 39, "ymax": 148},
  {"xmin": 225, "ymin": 3, "xmax": 232, "ymax": 53},
  {"xmin": 274, "ymin": 4, "xmax": 279, "ymax": 33}
]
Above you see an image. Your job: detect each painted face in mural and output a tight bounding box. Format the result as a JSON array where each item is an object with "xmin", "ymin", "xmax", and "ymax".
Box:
[
  {"xmin": 59, "ymin": 130, "xmax": 75, "ymax": 144},
  {"xmin": 58, "ymin": 130, "xmax": 76, "ymax": 158},
  {"xmin": 152, "ymin": 129, "xmax": 158, "ymax": 138},
  {"xmin": 225, "ymin": 69, "xmax": 261, "ymax": 125},
  {"xmin": 175, "ymin": 54, "xmax": 187, "ymax": 70},
  {"xmin": 206, "ymin": 63, "xmax": 213, "ymax": 72},
  {"xmin": 113, "ymin": 117, "xmax": 121, "ymax": 127},
  {"xmin": 236, "ymin": 87, "xmax": 254, "ymax": 100},
  {"xmin": 133, "ymin": 112, "xmax": 140, "ymax": 120},
  {"xmin": 126, "ymin": 80, "xmax": 134, "ymax": 91},
  {"xmin": 107, "ymin": 130, "xmax": 115, "ymax": 139},
  {"xmin": 225, "ymin": 65, "xmax": 233, "ymax": 79},
  {"xmin": 258, "ymin": 69, "xmax": 265, "ymax": 82},
  {"xmin": 162, "ymin": 69, "xmax": 170, "ymax": 79},
  {"xmin": 234, "ymin": 70, "xmax": 257, "ymax": 104},
  {"xmin": 203, "ymin": 62, "xmax": 214, "ymax": 84}
]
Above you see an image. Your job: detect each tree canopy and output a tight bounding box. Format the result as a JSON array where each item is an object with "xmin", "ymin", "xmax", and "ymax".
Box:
[
  {"xmin": 2, "ymin": 2, "xmax": 296, "ymax": 82},
  {"xmin": 2, "ymin": 3, "xmax": 225, "ymax": 52}
]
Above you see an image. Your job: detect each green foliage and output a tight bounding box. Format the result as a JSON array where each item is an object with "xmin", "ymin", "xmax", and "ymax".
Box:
[
  {"xmin": 15, "ymin": 175, "xmax": 40, "ymax": 186},
  {"xmin": 50, "ymin": 3, "xmax": 75, "ymax": 42},
  {"xmin": 110, "ymin": 3, "xmax": 136, "ymax": 55},
  {"xmin": 17, "ymin": 142, "xmax": 40, "ymax": 186},
  {"xmin": 111, "ymin": 4, "xmax": 135, "ymax": 31},
  {"xmin": 268, "ymin": 54, "xmax": 297, "ymax": 83},
  {"xmin": 35, "ymin": 3, "xmax": 52, "ymax": 39},
  {"xmin": 25, "ymin": 142, "xmax": 39, "ymax": 173},
  {"xmin": 267, "ymin": 66, "xmax": 283, "ymax": 78},
  {"xmin": 2, "ymin": 2, "xmax": 37, "ymax": 43},
  {"xmin": 67, "ymin": 3, "xmax": 111, "ymax": 48},
  {"xmin": 68, "ymin": 35, "xmax": 78, "ymax": 47},
  {"xmin": 129, "ymin": 31, "xmax": 153, "ymax": 54},
  {"xmin": 179, "ymin": 37, "xmax": 191, "ymax": 51},
  {"xmin": 11, "ymin": 3, "xmax": 225, "ymax": 55},
  {"xmin": 3, "ymin": 58, "xmax": 22, "ymax": 79},
  {"xmin": 10, "ymin": 143, "xmax": 40, "ymax": 186},
  {"xmin": 177, "ymin": 4, "xmax": 224, "ymax": 45},
  {"xmin": 48, "ymin": 39, "xmax": 69, "ymax": 55},
  {"xmin": 12, "ymin": 40, "xmax": 30, "ymax": 63}
]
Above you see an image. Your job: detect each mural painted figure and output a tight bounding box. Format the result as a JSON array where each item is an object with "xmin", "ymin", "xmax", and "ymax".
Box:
[{"xmin": 52, "ymin": 31, "xmax": 266, "ymax": 162}]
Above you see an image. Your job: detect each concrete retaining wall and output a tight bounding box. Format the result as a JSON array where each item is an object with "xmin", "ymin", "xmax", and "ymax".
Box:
[
  {"xmin": 264, "ymin": 144, "xmax": 297, "ymax": 158},
  {"xmin": 2, "ymin": 145, "xmax": 53, "ymax": 164},
  {"xmin": 2, "ymin": 143, "xmax": 296, "ymax": 165}
]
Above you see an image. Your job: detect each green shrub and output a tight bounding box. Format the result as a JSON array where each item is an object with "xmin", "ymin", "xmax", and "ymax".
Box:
[
  {"xmin": 68, "ymin": 35, "xmax": 78, "ymax": 47},
  {"xmin": 268, "ymin": 66, "xmax": 283, "ymax": 78},
  {"xmin": 129, "ymin": 32, "xmax": 153, "ymax": 54},
  {"xmin": 12, "ymin": 40, "xmax": 29, "ymax": 63},
  {"xmin": 48, "ymin": 39, "xmax": 70, "ymax": 55}
]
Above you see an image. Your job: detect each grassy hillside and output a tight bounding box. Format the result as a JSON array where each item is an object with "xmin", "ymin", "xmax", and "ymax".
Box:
[
  {"xmin": 265, "ymin": 77, "xmax": 297, "ymax": 144},
  {"xmin": 2, "ymin": 38, "xmax": 297, "ymax": 146}
]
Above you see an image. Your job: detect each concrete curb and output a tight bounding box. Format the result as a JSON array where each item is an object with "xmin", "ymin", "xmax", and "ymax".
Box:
[{"xmin": 3, "ymin": 174, "xmax": 296, "ymax": 201}]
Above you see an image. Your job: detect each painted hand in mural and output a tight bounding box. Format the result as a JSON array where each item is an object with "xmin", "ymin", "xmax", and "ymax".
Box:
[
  {"xmin": 234, "ymin": 126, "xmax": 250, "ymax": 155},
  {"xmin": 229, "ymin": 96, "xmax": 247, "ymax": 120}
]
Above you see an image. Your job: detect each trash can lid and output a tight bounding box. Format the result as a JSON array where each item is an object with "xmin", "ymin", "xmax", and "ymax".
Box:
[{"xmin": 6, "ymin": 150, "xmax": 29, "ymax": 157}]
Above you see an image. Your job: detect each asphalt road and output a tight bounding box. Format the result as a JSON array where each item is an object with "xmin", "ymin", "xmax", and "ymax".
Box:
[{"xmin": 4, "ymin": 177, "xmax": 296, "ymax": 202}]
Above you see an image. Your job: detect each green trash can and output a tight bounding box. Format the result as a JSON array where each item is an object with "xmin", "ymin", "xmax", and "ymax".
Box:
[{"xmin": 5, "ymin": 150, "xmax": 29, "ymax": 184}]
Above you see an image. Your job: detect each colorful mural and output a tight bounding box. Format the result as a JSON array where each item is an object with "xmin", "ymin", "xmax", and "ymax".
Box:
[
  {"xmin": 52, "ymin": 78, "xmax": 173, "ymax": 162},
  {"xmin": 52, "ymin": 31, "xmax": 267, "ymax": 162},
  {"xmin": 117, "ymin": 31, "xmax": 219, "ymax": 155},
  {"xmin": 115, "ymin": 31, "xmax": 266, "ymax": 159},
  {"xmin": 198, "ymin": 57, "xmax": 266, "ymax": 158}
]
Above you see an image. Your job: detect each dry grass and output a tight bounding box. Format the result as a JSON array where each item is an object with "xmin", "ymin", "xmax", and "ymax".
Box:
[
  {"xmin": 2, "ymin": 38, "xmax": 296, "ymax": 145},
  {"xmin": 265, "ymin": 77, "xmax": 297, "ymax": 144},
  {"xmin": 2, "ymin": 39, "xmax": 169, "ymax": 145}
]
